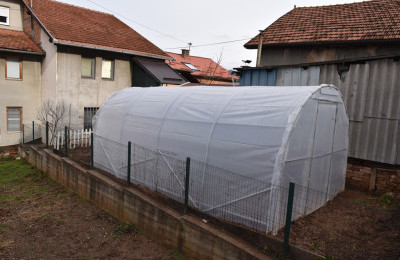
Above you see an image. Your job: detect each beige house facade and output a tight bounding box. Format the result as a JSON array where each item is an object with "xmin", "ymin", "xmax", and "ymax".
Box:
[{"xmin": 0, "ymin": 0, "xmax": 183, "ymax": 147}]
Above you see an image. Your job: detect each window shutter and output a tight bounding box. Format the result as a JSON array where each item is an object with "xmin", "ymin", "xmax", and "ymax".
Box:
[
  {"xmin": 0, "ymin": 6, "xmax": 9, "ymax": 25},
  {"xmin": 6, "ymin": 59, "xmax": 20, "ymax": 79},
  {"xmin": 8, "ymin": 108, "xmax": 21, "ymax": 131},
  {"xmin": 81, "ymin": 58, "xmax": 94, "ymax": 77},
  {"xmin": 102, "ymin": 60, "xmax": 113, "ymax": 79}
]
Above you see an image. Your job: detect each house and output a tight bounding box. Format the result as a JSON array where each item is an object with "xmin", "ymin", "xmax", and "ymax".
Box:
[
  {"xmin": 167, "ymin": 50, "xmax": 238, "ymax": 85},
  {"xmin": 0, "ymin": 0, "xmax": 185, "ymax": 147},
  {"xmin": 241, "ymin": 0, "xmax": 400, "ymax": 192}
]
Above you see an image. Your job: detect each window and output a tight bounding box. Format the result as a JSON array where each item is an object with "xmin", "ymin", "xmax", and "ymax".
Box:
[
  {"xmin": 182, "ymin": 62, "xmax": 200, "ymax": 71},
  {"xmin": 84, "ymin": 107, "xmax": 99, "ymax": 130},
  {"xmin": 0, "ymin": 6, "xmax": 9, "ymax": 25},
  {"xmin": 6, "ymin": 58, "xmax": 22, "ymax": 79},
  {"xmin": 81, "ymin": 57, "xmax": 95, "ymax": 78},
  {"xmin": 7, "ymin": 107, "xmax": 22, "ymax": 132},
  {"xmin": 102, "ymin": 59, "xmax": 114, "ymax": 80}
]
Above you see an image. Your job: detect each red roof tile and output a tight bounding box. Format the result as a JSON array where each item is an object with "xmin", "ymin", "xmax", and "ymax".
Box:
[
  {"xmin": 0, "ymin": 28, "xmax": 43, "ymax": 53},
  {"xmin": 166, "ymin": 52, "xmax": 238, "ymax": 81},
  {"xmin": 245, "ymin": 0, "xmax": 400, "ymax": 48},
  {"xmin": 25, "ymin": 0, "xmax": 170, "ymax": 59}
]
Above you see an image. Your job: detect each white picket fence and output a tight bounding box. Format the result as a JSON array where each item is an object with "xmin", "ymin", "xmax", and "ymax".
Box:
[{"xmin": 54, "ymin": 129, "xmax": 92, "ymax": 150}]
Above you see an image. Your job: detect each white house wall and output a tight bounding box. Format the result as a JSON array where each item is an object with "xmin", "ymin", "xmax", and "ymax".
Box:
[
  {"xmin": 0, "ymin": 58, "xmax": 41, "ymax": 146},
  {"xmin": 56, "ymin": 52, "xmax": 131, "ymax": 128}
]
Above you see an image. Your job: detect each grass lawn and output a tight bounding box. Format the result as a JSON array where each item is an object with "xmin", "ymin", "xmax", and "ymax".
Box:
[{"xmin": 0, "ymin": 158, "xmax": 179, "ymax": 260}]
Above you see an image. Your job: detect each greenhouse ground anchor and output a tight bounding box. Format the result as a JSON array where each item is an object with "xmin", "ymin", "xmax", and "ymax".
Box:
[
  {"xmin": 283, "ymin": 182, "xmax": 295, "ymax": 260},
  {"xmin": 127, "ymin": 141, "xmax": 131, "ymax": 184},
  {"xmin": 184, "ymin": 157, "xmax": 191, "ymax": 215}
]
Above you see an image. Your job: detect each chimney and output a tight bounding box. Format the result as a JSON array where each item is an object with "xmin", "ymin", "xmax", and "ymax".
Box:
[{"xmin": 182, "ymin": 49, "xmax": 190, "ymax": 58}]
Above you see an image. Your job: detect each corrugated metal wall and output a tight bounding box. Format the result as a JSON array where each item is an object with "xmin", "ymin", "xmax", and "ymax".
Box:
[
  {"xmin": 276, "ymin": 66, "xmax": 320, "ymax": 86},
  {"xmin": 318, "ymin": 59, "xmax": 400, "ymax": 165},
  {"xmin": 240, "ymin": 58, "xmax": 400, "ymax": 165},
  {"xmin": 240, "ymin": 69, "xmax": 276, "ymax": 86}
]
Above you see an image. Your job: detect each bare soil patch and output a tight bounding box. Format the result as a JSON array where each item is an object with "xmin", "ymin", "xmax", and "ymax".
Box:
[
  {"xmin": 0, "ymin": 158, "xmax": 178, "ymax": 260},
  {"xmin": 276, "ymin": 189, "xmax": 400, "ymax": 260}
]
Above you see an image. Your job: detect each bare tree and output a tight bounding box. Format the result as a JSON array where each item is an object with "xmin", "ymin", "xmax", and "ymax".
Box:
[
  {"xmin": 204, "ymin": 49, "xmax": 224, "ymax": 85},
  {"xmin": 37, "ymin": 100, "xmax": 66, "ymax": 145}
]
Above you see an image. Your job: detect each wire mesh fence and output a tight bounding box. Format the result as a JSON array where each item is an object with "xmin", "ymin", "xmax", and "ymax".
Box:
[
  {"xmin": 24, "ymin": 125, "xmax": 400, "ymax": 259},
  {"xmin": 90, "ymin": 134, "xmax": 400, "ymax": 259},
  {"xmin": 21, "ymin": 121, "xmax": 42, "ymax": 144},
  {"xmin": 50, "ymin": 125, "xmax": 93, "ymax": 166},
  {"xmin": 91, "ymin": 134, "xmax": 347, "ymax": 233}
]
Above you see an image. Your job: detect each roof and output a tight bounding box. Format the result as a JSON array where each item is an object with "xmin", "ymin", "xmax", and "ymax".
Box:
[
  {"xmin": 24, "ymin": 0, "xmax": 170, "ymax": 59},
  {"xmin": 0, "ymin": 28, "xmax": 43, "ymax": 54},
  {"xmin": 166, "ymin": 52, "xmax": 238, "ymax": 81},
  {"xmin": 245, "ymin": 0, "xmax": 400, "ymax": 48},
  {"xmin": 134, "ymin": 59, "xmax": 186, "ymax": 85}
]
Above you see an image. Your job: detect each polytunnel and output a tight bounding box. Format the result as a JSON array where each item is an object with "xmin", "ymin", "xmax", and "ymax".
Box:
[{"xmin": 93, "ymin": 85, "xmax": 349, "ymax": 233}]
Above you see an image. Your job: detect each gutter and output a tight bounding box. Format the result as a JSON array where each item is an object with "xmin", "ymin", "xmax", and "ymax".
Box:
[
  {"xmin": 0, "ymin": 48, "xmax": 45, "ymax": 56},
  {"xmin": 55, "ymin": 41, "xmax": 170, "ymax": 61},
  {"xmin": 54, "ymin": 40, "xmax": 169, "ymax": 60}
]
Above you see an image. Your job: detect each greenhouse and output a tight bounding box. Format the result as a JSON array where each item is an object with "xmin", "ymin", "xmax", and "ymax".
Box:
[{"xmin": 92, "ymin": 85, "xmax": 349, "ymax": 233}]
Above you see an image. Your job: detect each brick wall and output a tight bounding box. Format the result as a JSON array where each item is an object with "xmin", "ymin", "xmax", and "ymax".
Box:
[
  {"xmin": 376, "ymin": 169, "xmax": 400, "ymax": 193},
  {"xmin": 346, "ymin": 159, "xmax": 400, "ymax": 193}
]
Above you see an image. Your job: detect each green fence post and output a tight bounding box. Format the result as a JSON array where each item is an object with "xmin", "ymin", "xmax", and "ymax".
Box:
[
  {"xmin": 184, "ymin": 157, "xmax": 191, "ymax": 215},
  {"xmin": 32, "ymin": 121, "xmax": 35, "ymax": 141},
  {"xmin": 46, "ymin": 121, "xmax": 49, "ymax": 148},
  {"xmin": 22, "ymin": 124, "xmax": 25, "ymax": 144},
  {"xmin": 127, "ymin": 141, "xmax": 131, "ymax": 184},
  {"xmin": 283, "ymin": 182, "xmax": 295, "ymax": 260},
  {"xmin": 90, "ymin": 133, "xmax": 94, "ymax": 167},
  {"xmin": 64, "ymin": 126, "xmax": 68, "ymax": 156}
]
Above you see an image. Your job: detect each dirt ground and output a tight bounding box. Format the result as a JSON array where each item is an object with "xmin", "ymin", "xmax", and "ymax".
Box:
[
  {"xmin": 277, "ymin": 189, "xmax": 400, "ymax": 260},
  {"xmin": 0, "ymin": 158, "xmax": 181, "ymax": 260}
]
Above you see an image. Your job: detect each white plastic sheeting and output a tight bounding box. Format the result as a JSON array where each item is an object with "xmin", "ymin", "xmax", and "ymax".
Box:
[{"xmin": 93, "ymin": 85, "xmax": 349, "ymax": 233}]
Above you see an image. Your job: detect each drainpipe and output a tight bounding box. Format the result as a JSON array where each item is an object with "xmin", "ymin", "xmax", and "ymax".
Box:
[
  {"xmin": 256, "ymin": 30, "xmax": 263, "ymax": 67},
  {"xmin": 31, "ymin": 0, "xmax": 33, "ymax": 7}
]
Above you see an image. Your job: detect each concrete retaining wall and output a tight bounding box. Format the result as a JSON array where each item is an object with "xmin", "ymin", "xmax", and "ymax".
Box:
[{"xmin": 21, "ymin": 145, "xmax": 322, "ymax": 260}]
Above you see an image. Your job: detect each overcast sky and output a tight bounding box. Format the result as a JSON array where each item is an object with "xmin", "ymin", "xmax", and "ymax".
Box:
[{"xmin": 58, "ymin": 0, "xmax": 365, "ymax": 70}]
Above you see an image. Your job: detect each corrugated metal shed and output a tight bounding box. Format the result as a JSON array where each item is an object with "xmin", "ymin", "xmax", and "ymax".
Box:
[
  {"xmin": 240, "ymin": 58, "xmax": 400, "ymax": 164},
  {"xmin": 240, "ymin": 69, "xmax": 276, "ymax": 86},
  {"xmin": 365, "ymin": 59, "xmax": 400, "ymax": 120},
  {"xmin": 320, "ymin": 60, "xmax": 400, "ymax": 164},
  {"xmin": 276, "ymin": 66, "xmax": 320, "ymax": 86}
]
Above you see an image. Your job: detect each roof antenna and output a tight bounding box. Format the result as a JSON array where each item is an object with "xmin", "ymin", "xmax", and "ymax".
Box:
[
  {"xmin": 294, "ymin": 4, "xmax": 296, "ymax": 9},
  {"xmin": 188, "ymin": 42, "xmax": 192, "ymax": 51}
]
